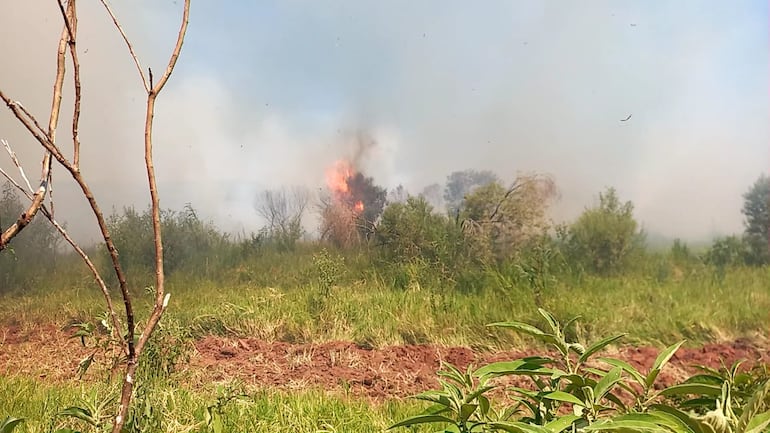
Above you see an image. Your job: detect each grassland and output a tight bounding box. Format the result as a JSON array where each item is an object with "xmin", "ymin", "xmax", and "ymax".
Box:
[{"xmin": 1, "ymin": 247, "xmax": 769, "ymax": 432}]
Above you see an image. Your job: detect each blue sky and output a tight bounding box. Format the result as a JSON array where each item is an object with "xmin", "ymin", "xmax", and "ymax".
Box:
[{"xmin": 1, "ymin": 1, "xmax": 768, "ymax": 241}]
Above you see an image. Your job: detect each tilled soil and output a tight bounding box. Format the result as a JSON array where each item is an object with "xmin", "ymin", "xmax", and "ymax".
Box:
[{"xmin": 1, "ymin": 323, "xmax": 768, "ymax": 400}]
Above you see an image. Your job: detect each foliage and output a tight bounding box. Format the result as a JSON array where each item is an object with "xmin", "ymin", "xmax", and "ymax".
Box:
[
  {"xmin": 0, "ymin": 182, "xmax": 60, "ymax": 293},
  {"xmin": 391, "ymin": 309, "xmax": 770, "ymax": 433},
  {"xmin": 703, "ymin": 236, "xmax": 748, "ymax": 284},
  {"xmin": 105, "ymin": 204, "xmax": 233, "ymax": 280},
  {"xmin": 460, "ymin": 175, "xmax": 557, "ymax": 261},
  {"xmin": 377, "ymin": 196, "xmax": 459, "ymax": 266},
  {"xmin": 741, "ymin": 174, "xmax": 769, "ymax": 265},
  {"xmin": 311, "ymin": 248, "xmax": 345, "ymax": 296},
  {"xmin": 564, "ymin": 187, "xmax": 646, "ymax": 275}
]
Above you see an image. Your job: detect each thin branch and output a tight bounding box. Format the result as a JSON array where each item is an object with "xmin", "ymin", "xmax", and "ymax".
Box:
[
  {"xmin": 48, "ymin": 167, "xmax": 55, "ymax": 219},
  {"xmin": 112, "ymin": 2, "xmax": 190, "ymax": 431},
  {"xmin": 0, "ymin": 92, "xmax": 66, "ymax": 163},
  {"xmin": 15, "ymin": 102, "xmax": 48, "ymax": 139},
  {"xmin": 1, "ymin": 95, "xmax": 134, "ymax": 337},
  {"xmin": 150, "ymin": 5, "xmax": 190, "ymax": 96},
  {"xmin": 136, "ymin": 0, "xmax": 190, "ymax": 355},
  {"xmin": 0, "ymin": 155, "xmax": 122, "ymax": 345},
  {"xmin": 2, "ymin": 139, "xmax": 34, "ymax": 191},
  {"xmin": 57, "ymin": 0, "xmax": 82, "ymax": 168},
  {"xmin": 97, "ymin": 0, "xmax": 150, "ymax": 93}
]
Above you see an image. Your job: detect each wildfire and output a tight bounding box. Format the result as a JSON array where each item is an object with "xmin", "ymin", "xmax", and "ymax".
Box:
[{"xmin": 325, "ymin": 159, "xmax": 364, "ymax": 214}]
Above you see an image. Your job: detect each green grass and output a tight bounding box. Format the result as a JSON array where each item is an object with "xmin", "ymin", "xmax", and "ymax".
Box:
[
  {"xmin": 1, "ymin": 263, "xmax": 768, "ymax": 349},
  {"xmin": 0, "ymin": 375, "xmax": 429, "ymax": 433}
]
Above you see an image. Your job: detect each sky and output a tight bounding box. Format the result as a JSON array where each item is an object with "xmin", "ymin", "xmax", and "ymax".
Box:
[{"xmin": 0, "ymin": 1, "xmax": 768, "ymax": 243}]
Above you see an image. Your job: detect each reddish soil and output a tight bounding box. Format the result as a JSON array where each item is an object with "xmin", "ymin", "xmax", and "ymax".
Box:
[{"xmin": 2, "ymin": 323, "xmax": 768, "ymax": 400}]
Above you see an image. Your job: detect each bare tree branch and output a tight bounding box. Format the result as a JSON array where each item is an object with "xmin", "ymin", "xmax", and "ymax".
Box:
[
  {"xmin": 57, "ymin": 0, "xmax": 82, "ymax": 168},
  {"xmin": 97, "ymin": 0, "xmax": 150, "ymax": 93},
  {"xmin": 0, "ymin": 144, "xmax": 122, "ymax": 345},
  {"xmin": 112, "ymin": 1, "xmax": 190, "ymax": 430}
]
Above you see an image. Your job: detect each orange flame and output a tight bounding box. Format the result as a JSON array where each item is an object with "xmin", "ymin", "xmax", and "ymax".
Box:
[
  {"xmin": 325, "ymin": 160, "xmax": 354, "ymax": 196},
  {"xmin": 325, "ymin": 159, "xmax": 365, "ymax": 214}
]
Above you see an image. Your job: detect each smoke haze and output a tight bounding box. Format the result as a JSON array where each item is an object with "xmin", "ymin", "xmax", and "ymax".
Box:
[{"xmin": 1, "ymin": 1, "xmax": 767, "ymax": 243}]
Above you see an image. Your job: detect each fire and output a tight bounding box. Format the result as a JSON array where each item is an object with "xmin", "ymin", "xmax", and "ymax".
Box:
[
  {"xmin": 325, "ymin": 159, "xmax": 365, "ymax": 214},
  {"xmin": 325, "ymin": 160, "xmax": 354, "ymax": 196}
]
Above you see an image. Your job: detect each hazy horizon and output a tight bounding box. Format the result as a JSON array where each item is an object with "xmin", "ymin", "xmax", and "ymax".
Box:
[{"xmin": 1, "ymin": 1, "xmax": 767, "ymax": 245}]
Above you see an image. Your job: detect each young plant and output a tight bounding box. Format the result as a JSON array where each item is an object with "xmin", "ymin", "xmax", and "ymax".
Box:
[{"xmin": 390, "ymin": 308, "xmax": 715, "ymax": 433}]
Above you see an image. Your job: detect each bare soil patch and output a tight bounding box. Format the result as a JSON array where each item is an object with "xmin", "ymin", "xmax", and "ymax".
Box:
[
  {"xmin": 2, "ymin": 324, "xmax": 768, "ymax": 400},
  {"xmin": 189, "ymin": 336, "xmax": 770, "ymax": 399}
]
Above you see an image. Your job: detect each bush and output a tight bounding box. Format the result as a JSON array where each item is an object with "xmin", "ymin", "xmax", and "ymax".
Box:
[
  {"xmin": 0, "ymin": 182, "xmax": 60, "ymax": 292},
  {"xmin": 106, "ymin": 204, "xmax": 234, "ymax": 280},
  {"xmin": 564, "ymin": 187, "xmax": 645, "ymax": 275}
]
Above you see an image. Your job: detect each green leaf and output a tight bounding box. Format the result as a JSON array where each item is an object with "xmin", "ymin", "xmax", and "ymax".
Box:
[
  {"xmin": 52, "ymin": 429, "xmax": 82, "ymax": 433},
  {"xmin": 388, "ymin": 414, "xmax": 456, "ymax": 429},
  {"xmin": 474, "ymin": 357, "xmax": 555, "ymax": 378},
  {"xmin": 57, "ymin": 407, "xmax": 96, "ymax": 426},
  {"xmin": 422, "ymin": 403, "xmax": 452, "ymax": 416},
  {"xmin": 464, "ymin": 385, "xmax": 496, "ymax": 404},
  {"xmin": 597, "ymin": 358, "xmax": 646, "ymax": 387},
  {"xmin": 594, "ymin": 367, "xmax": 623, "ymax": 402},
  {"xmin": 0, "ymin": 417, "xmax": 24, "ymax": 433},
  {"xmin": 744, "ymin": 410, "xmax": 770, "ymax": 433},
  {"xmin": 563, "ymin": 315, "xmax": 583, "ymax": 335},
  {"xmin": 544, "ymin": 415, "xmax": 581, "ymax": 432},
  {"xmin": 459, "ymin": 403, "xmax": 478, "ymax": 421},
  {"xmin": 488, "ymin": 421, "xmax": 551, "ymax": 433},
  {"xmin": 683, "ymin": 374, "xmax": 724, "ymax": 386},
  {"xmin": 439, "ymin": 362, "xmax": 469, "ymax": 386},
  {"xmin": 538, "ymin": 308, "xmax": 561, "ymax": 335},
  {"xmin": 478, "ymin": 395, "xmax": 491, "ymax": 418},
  {"xmin": 646, "ymin": 410, "xmax": 698, "ymax": 433},
  {"xmin": 414, "ymin": 390, "xmax": 453, "ymax": 407},
  {"xmin": 647, "ymin": 340, "xmax": 685, "ymax": 388},
  {"xmin": 649, "ymin": 404, "xmax": 707, "ymax": 433},
  {"xmin": 737, "ymin": 379, "xmax": 770, "ymax": 432},
  {"xmin": 604, "ymin": 391, "xmax": 628, "ymax": 412},
  {"xmin": 579, "ymin": 334, "xmax": 627, "ymax": 363},
  {"xmin": 543, "ymin": 391, "xmax": 585, "ymax": 407},
  {"xmin": 488, "ymin": 321, "xmax": 560, "ymax": 348},
  {"xmin": 584, "ymin": 414, "xmax": 673, "ymax": 432},
  {"xmin": 658, "ymin": 383, "xmax": 723, "ymax": 397}
]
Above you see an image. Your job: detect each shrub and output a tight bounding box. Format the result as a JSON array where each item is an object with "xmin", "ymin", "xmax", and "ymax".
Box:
[{"xmin": 564, "ymin": 187, "xmax": 645, "ymax": 275}]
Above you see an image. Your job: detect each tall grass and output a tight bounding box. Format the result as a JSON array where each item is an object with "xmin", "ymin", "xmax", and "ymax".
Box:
[
  {"xmin": 2, "ymin": 252, "xmax": 767, "ymax": 348},
  {"xmin": 0, "ymin": 375, "xmax": 429, "ymax": 433}
]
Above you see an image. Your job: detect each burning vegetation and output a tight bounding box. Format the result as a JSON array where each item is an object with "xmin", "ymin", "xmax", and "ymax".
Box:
[{"xmin": 320, "ymin": 159, "xmax": 386, "ymax": 247}]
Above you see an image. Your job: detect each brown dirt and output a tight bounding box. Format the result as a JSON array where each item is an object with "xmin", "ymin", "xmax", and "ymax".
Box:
[{"xmin": 1, "ymin": 324, "xmax": 768, "ymax": 400}]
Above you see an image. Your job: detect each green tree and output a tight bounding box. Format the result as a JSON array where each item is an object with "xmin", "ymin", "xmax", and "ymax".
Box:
[
  {"xmin": 741, "ymin": 174, "xmax": 769, "ymax": 265},
  {"xmin": 375, "ymin": 195, "xmax": 467, "ymax": 289},
  {"xmin": 566, "ymin": 187, "xmax": 645, "ymax": 275},
  {"xmin": 376, "ymin": 195, "xmax": 457, "ymax": 264},
  {"xmin": 704, "ymin": 235, "xmax": 747, "ymax": 283}
]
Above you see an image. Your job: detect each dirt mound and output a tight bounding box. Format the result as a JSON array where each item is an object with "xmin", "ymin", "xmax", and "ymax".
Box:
[
  {"xmin": 1, "ymin": 324, "xmax": 768, "ymax": 400},
  {"xmin": 189, "ymin": 335, "xmax": 770, "ymax": 399}
]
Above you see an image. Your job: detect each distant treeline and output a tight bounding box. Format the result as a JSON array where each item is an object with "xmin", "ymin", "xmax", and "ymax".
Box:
[{"xmin": 0, "ymin": 171, "xmax": 767, "ymax": 294}]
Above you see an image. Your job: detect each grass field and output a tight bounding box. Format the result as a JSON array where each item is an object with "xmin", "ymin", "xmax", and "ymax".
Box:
[{"xmin": 1, "ymin": 251, "xmax": 769, "ymax": 432}]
